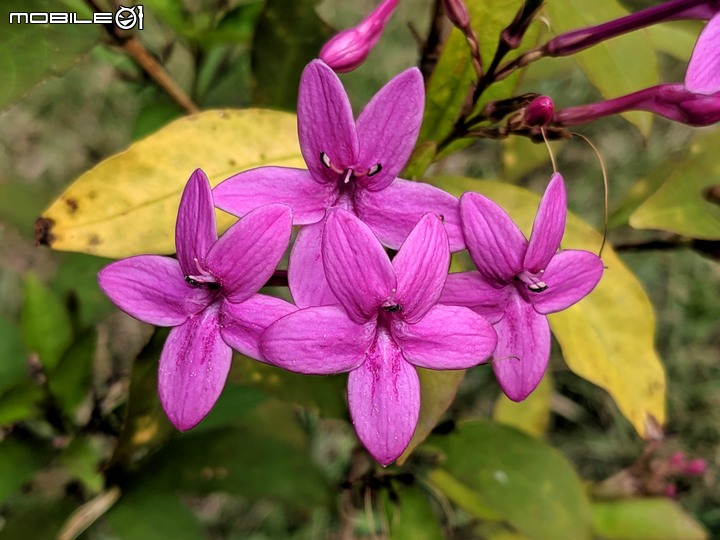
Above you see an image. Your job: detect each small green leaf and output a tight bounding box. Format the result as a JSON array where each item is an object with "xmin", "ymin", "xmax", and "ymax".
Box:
[
  {"xmin": 0, "ymin": 385, "xmax": 44, "ymax": 425},
  {"xmin": 52, "ymin": 253, "xmax": 114, "ymax": 330},
  {"xmin": 0, "ymin": 439, "xmax": 51, "ymax": 505},
  {"xmin": 385, "ymin": 485, "xmax": 444, "ymax": 540},
  {"xmin": 0, "ymin": 315, "xmax": 28, "ymax": 394},
  {"xmin": 59, "ymin": 436, "xmax": 106, "ymax": 494},
  {"xmin": 48, "ymin": 331, "xmax": 95, "ymax": 419},
  {"xmin": 494, "ymin": 373, "xmax": 552, "ymax": 438}
]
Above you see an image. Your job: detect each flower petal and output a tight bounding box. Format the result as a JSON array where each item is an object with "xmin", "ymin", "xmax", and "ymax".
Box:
[
  {"xmin": 355, "ymin": 178, "xmax": 464, "ymax": 251},
  {"xmin": 158, "ymin": 304, "xmax": 232, "ymax": 431},
  {"xmin": 529, "ymin": 250, "xmax": 604, "ymax": 315},
  {"xmin": 206, "ymin": 204, "xmax": 292, "ymax": 303},
  {"xmin": 348, "ymin": 330, "xmax": 419, "ymax": 466},
  {"xmin": 219, "ymin": 294, "xmax": 297, "ymax": 362},
  {"xmin": 323, "ymin": 209, "xmax": 396, "ymax": 323},
  {"xmin": 298, "ymin": 60, "xmax": 359, "ymax": 184},
  {"xmin": 355, "ymin": 68, "xmax": 424, "ymax": 191},
  {"xmin": 213, "ymin": 167, "xmax": 336, "ymax": 225},
  {"xmin": 686, "ymin": 13, "xmax": 720, "ymax": 95},
  {"xmin": 524, "ymin": 173, "xmax": 567, "ymax": 273},
  {"xmin": 98, "ymin": 255, "xmax": 212, "ymax": 326},
  {"xmin": 394, "ymin": 305, "xmax": 497, "ymax": 369},
  {"xmin": 176, "ymin": 169, "xmax": 217, "ymax": 277},
  {"xmin": 460, "ymin": 192, "xmax": 527, "ymax": 285},
  {"xmin": 392, "ymin": 213, "xmax": 449, "ymax": 324},
  {"xmin": 260, "ymin": 305, "xmax": 375, "ymax": 374},
  {"xmin": 492, "ymin": 293, "xmax": 550, "ymax": 402},
  {"xmin": 440, "ymin": 272, "xmax": 510, "ymax": 324},
  {"xmin": 288, "ymin": 220, "xmax": 339, "ymax": 308}
]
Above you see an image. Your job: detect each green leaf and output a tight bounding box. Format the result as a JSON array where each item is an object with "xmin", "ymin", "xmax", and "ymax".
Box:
[
  {"xmin": 58, "ymin": 436, "xmax": 106, "ymax": 494},
  {"xmin": 592, "ymin": 499, "xmax": 709, "ymax": 540},
  {"xmin": 0, "ymin": 439, "xmax": 51, "ymax": 505},
  {"xmin": 385, "ymin": 485, "xmax": 444, "ymax": 540},
  {"xmin": 52, "ymin": 253, "xmax": 114, "ymax": 330},
  {"xmin": 0, "ymin": 315, "xmax": 28, "ymax": 394},
  {"xmin": 630, "ymin": 132, "xmax": 720, "ymax": 240},
  {"xmin": 428, "ymin": 420, "xmax": 593, "ymax": 540},
  {"xmin": 646, "ymin": 21, "xmax": 703, "ymax": 61},
  {"xmin": 38, "ymin": 109, "xmax": 304, "ymax": 257},
  {"xmin": 544, "ymin": 0, "xmax": 660, "ymax": 136},
  {"xmin": 494, "ymin": 373, "xmax": 552, "ymax": 438},
  {"xmin": 48, "ymin": 331, "xmax": 96, "ymax": 418},
  {"xmin": 198, "ymin": 2, "xmax": 264, "ymax": 47},
  {"xmin": 434, "ymin": 177, "xmax": 666, "ymax": 438},
  {"xmin": 21, "ymin": 273, "xmax": 73, "ymax": 371},
  {"xmin": 0, "ymin": 497, "xmax": 77, "ymax": 540},
  {"xmin": 0, "ymin": 385, "xmax": 44, "ymax": 425},
  {"xmin": 502, "ymin": 136, "xmax": 565, "ymax": 184}
]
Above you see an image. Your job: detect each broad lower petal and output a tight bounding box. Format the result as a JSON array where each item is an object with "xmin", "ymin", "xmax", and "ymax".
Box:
[
  {"xmin": 98, "ymin": 255, "xmax": 212, "ymax": 326},
  {"xmin": 260, "ymin": 305, "xmax": 375, "ymax": 374},
  {"xmin": 288, "ymin": 220, "xmax": 339, "ymax": 308},
  {"xmin": 394, "ymin": 305, "xmax": 497, "ymax": 369},
  {"xmin": 530, "ymin": 250, "xmax": 604, "ymax": 314},
  {"xmin": 206, "ymin": 204, "xmax": 292, "ymax": 303},
  {"xmin": 176, "ymin": 169, "xmax": 217, "ymax": 277},
  {"xmin": 348, "ymin": 331, "xmax": 420, "ymax": 466},
  {"xmin": 219, "ymin": 294, "xmax": 297, "ymax": 362},
  {"xmin": 355, "ymin": 68, "xmax": 424, "ymax": 191},
  {"xmin": 355, "ymin": 178, "xmax": 464, "ymax": 251},
  {"xmin": 686, "ymin": 13, "xmax": 720, "ymax": 95},
  {"xmin": 158, "ymin": 304, "xmax": 232, "ymax": 431},
  {"xmin": 213, "ymin": 167, "xmax": 336, "ymax": 225},
  {"xmin": 524, "ymin": 173, "xmax": 566, "ymax": 273},
  {"xmin": 392, "ymin": 214, "xmax": 449, "ymax": 324},
  {"xmin": 461, "ymin": 192, "xmax": 527, "ymax": 285},
  {"xmin": 440, "ymin": 272, "xmax": 510, "ymax": 324},
  {"xmin": 298, "ymin": 60, "xmax": 359, "ymax": 184},
  {"xmin": 492, "ymin": 294, "xmax": 550, "ymax": 402},
  {"xmin": 323, "ymin": 209, "xmax": 396, "ymax": 324}
]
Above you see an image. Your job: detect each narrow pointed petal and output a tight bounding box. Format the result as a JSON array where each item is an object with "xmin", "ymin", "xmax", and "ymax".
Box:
[
  {"xmin": 323, "ymin": 209, "xmax": 396, "ymax": 324},
  {"xmin": 206, "ymin": 204, "xmax": 292, "ymax": 303},
  {"xmin": 213, "ymin": 167, "xmax": 336, "ymax": 225},
  {"xmin": 158, "ymin": 305, "xmax": 231, "ymax": 431},
  {"xmin": 98, "ymin": 255, "xmax": 212, "ymax": 326},
  {"xmin": 460, "ymin": 192, "xmax": 527, "ymax": 285},
  {"xmin": 288, "ymin": 220, "xmax": 339, "ymax": 308},
  {"xmin": 686, "ymin": 13, "xmax": 720, "ymax": 94},
  {"xmin": 176, "ymin": 169, "xmax": 217, "ymax": 277},
  {"xmin": 260, "ymin": 306, "xmax": 375, "ymax": 374},
  {"xmin": 524, "ymin": 173, "xmax": 567, "ymax": 273},
  {"xmin": 392, "ymin": 214, "xmax": 449, "ymax": 324},
  {"xmin": 530, "ymin": 250, "xmax": 604, "ymax": 314},
  {"xmin": 219, "ymin": 294, "xmax": 297, "ymax": 362},
  {"xmin": 440, "ymin": 272, "xmax": 510, "ymax": 324},
  {"xmin": 492, "ymin": 294, "xmax": 550, "ymax": 402},
  {"xmin": 394, "ymin": 305, "xmax": 497, "ymax": 369},
  {"xmin": 355, "ymin": 68, "xmax": 425, "ymax": 191},
  {"xmin": 348, "ymin": 331, "xmax": 419, "ymax": 466},
  {"xmin": 355, "ymin": 178, "xmax": 464, "ymax": 251},
  {"xmin": 298, "ymin": 60, "xmax": 359, "ymax": 184}
]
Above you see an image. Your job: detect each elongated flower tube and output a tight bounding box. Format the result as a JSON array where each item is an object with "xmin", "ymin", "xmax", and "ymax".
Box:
[
  {"xmin": 214, "ymin": 60, "xmax": 462, "ymax": 308},
  {"xmin": 441, "ymin": 174, "xmax": 604, "ymax": 401},
  {"xmin": 319, "ymin": 0, "xmax": 399, "ymax": 73},
  {"xmin": 261, "ymin": 210, "xmax": 497, "ymax": 465},
  {"xmin": 98, "ymin": 170, "xmax": 294, "ymax": 430}
]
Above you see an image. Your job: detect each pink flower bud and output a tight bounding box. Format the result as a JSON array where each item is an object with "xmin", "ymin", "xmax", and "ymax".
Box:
[
  {"xmin": 525, "ymin": 96, "xmax": 554, "ymax": 126},
  {"xmin": 684, "ymin": 459, "xmax": 708, "ymax": 476},
  {"xmin": 442, "ymin": 0, "xmax": 471, "ymax": 30}
]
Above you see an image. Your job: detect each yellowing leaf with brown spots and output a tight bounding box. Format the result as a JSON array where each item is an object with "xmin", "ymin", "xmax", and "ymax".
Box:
[{"xmin": 37, "ymin": 109, "xmax": 304, "ymax": 258}]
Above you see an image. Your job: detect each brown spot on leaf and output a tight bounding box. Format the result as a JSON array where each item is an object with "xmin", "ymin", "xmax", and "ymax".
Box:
[
  {"xmin": 89, "ymin": 235, "xmax": 101, "ymax": 246},
  {"xmin": 65, "ymin": 198, "xmax": 79, "ymax": 213},
  {"xmin": 34, "ymin": 217, "xmax": 56, "ymax": 247},
  {"xmin": 88, "ymin": 191, "xmax": 97, "ymax": 200},
  {"xmin": 702, "ymin": 184, "xmax": 720, "ymax": 206}
]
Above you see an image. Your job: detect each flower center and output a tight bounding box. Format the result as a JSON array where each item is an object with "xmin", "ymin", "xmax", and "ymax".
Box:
[
  {"xmin": 184, "ymin": 257, "xmax": 220, "ymax": 290},
  {"xmin": 319, "ymin": 152, "xmax": 382, "ymax": 184},
  {"xmin": 516, "ymin": 270, "xmax": 547, "ymax": 293}
]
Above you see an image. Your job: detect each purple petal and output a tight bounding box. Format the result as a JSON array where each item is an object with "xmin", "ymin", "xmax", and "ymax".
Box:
[
  {"xmin": 355, "ymin": 178, "xmax": 464, "ymax": 251},
  {"xmin": 205, "ymin": 204, "xmax": 292, "ymax": 303},
  {"xmin": 524, "ymin": 173, "xmax": 567, "ymax": 273},
  {"xmin": 355, "ymin": 68, "xmax": 424, "ymax": 191},
  {"xmin": 460, "ymin": 192, "xmax": 527, "ymax": 285},
  {"xmin": 492, "ymin": 293, "xmax": 550, "ymax": 402},
  {"xmin": 323, "ymin": 209, "xmax": 395, "ymax": 324},
  {"xmin": 298, "ymin": 60, "xmax": 359, "ymax": 184},
  {"xmin": 176, "ymin": 169, "xmax": 217, "ymax": 277},
  {"xmin": 219, "ymin": 294, "xmax": 297, "ymax": 362},
  {"xmin": 348, "ymin": 330, "xmax": 419, "ymax": 466},
  {"xmin": 158, "ymin": 304, "xmax": 232, "ymax": 431},
  {"xmin": 213, "ymin": 167, "xmax": 336, "ymax": 225},
  {"xmin": 98, "ymin": 255, "xmax": 212, "ymax": 326},
  {"xmin": 686, "ymin": 13, "xmax": 720, "ymax": 95},
  {"xmin": 440, "ymin": 272, "xmax": 510, "ymax": 324},
  {"xmin": 260, "ymin": 305, "xmax": 375, "ymax": 374},
  {"xmin": 288, "ymin": 220, "xmax": 339, "ymax": 308},
  {"xmin": 392, "ymin": 213, "xmax": 449, "ymax": 324},
  {"xmin": 393, "ymin": 305, "xmax": 497, "ymax": 369},
  {"xmin": 529, "ymin": 250, "xmax": 604, "ymax": 315}
]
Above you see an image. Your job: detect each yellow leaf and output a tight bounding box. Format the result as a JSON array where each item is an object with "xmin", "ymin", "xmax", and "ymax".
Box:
[
  {"xmin": 493, "ymin": 374, "xmax": 552, "ymax": 438},
  {"xmin": 37, "ymin": 109, "xmax": 304, "ymax": 258},
  {"xmin": 433, "ymin": 177, "xmax": 666, "ymax": 438}
]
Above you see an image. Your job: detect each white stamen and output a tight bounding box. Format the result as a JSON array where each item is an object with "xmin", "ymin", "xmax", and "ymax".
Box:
[{"xmin": 343, "ymin": 169, "xmax": 353, "ymax": 184}]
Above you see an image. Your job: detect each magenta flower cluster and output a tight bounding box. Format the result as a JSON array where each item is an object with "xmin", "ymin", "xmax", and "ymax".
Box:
[{"xmin": 98, "ymin": 61, "xmax": 603, "ymax": 465}]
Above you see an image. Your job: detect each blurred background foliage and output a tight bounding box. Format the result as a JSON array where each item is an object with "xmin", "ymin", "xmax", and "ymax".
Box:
[{"xmin": 0, "ymin": 0, "xmax": 718, "ymax": 538}]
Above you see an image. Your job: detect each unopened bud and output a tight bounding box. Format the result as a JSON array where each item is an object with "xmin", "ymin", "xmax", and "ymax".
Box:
[
  {"xmin": 684, "ymin": 459, "xmax": 707, "ymax": 476},
  {"xmin": 442, "ymin": 0, "xmax": 471, "ymax": 30},
  {"xmin": 525, "ymin": 96, "xmax": 554, "ymax": 126}
]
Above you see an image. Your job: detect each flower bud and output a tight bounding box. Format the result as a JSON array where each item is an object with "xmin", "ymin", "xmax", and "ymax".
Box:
[
  {"xmin": 684, "ymin": 458, "xmax": 708, "ymax": 476},
  {"xmin": 442, "ymin": 0, "xmax": 471, "ymax": 30},
  {"xmin": 524, "ymin": 95, "xmax": 554, "ymax": 126}
]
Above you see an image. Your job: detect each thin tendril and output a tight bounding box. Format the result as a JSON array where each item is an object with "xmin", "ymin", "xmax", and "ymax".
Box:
[
  {"xmin": 365, "ymin": 486, "xmax": 378, "ymax": 540},
  {"xmin": 541, "ymin": 127, "xmax": 558, "ymax": 173}
]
